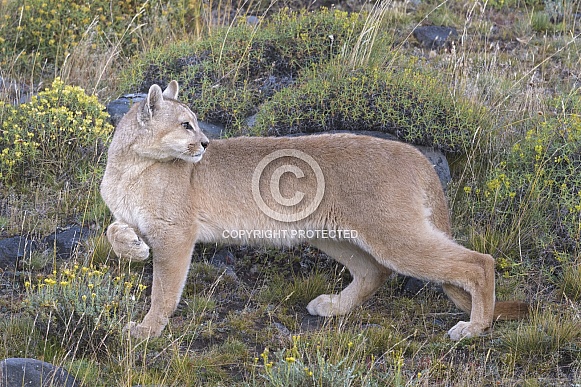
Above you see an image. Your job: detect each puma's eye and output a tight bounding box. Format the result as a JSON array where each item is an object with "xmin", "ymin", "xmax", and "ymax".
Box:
[{"xmin": 181, "ymin": 122, "xmax": 194, "ymax": 131}]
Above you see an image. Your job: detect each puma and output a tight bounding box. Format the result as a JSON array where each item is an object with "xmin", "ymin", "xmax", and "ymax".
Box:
[{"xmin": 100, "ymin": 80, "xmax": 528, "ymax": 341}]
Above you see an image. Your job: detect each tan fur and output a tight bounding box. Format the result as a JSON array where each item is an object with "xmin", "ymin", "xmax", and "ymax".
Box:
[{"xmin": 101, "ymin": 81, "xmax": 528, "ymax": 341}]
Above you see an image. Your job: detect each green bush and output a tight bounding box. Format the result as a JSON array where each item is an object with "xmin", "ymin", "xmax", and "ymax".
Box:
[
  {"xmin": 253, "ymin": 64, "xmax": 489, "ymax": 153},
  {"xmin": 0, "ymin": 78, "xmax": 113, "ymax": 189},
  {"xmin": 462, "ymin": 103, "xmax": 581, "ymax": 269},
  {"xmin": 0, "ymin": 0, "xmax": 148, "ymax": 71},
  {"xmin": 0, "ymin": 0, "xmax": 213, "ymax": 75},
  {"xmin": 23, "ymin": 264, "xmax": 147, "ymax": 354},
  {"xmin": 120, "ymin": 8, "xmax": 365, "ymax": 134}
]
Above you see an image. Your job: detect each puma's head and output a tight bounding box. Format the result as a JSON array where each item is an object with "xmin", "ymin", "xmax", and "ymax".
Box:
[{"xmin": 128, "ymin": 80, "xmax": 209, "ymax": 163}]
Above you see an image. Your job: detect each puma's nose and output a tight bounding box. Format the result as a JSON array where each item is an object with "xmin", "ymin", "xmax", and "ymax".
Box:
[{"xmin": 201, "ymin": 141, "xmax": 209, "ymax": 149}]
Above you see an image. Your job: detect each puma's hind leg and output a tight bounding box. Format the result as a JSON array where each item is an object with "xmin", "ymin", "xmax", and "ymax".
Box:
[
  {"xmin": 361, "ymin": 229, "xmax": 496, "ymax": 341},
  {"xmin": 106, "ymin": 220, "xmax": 150, "ymax": 261},
  {"xmin": 442, "ymin": 283, "xmax": 472, "ymax": 315},
  {"xmin": 306, "ymin": 240, "xmax": 392, "ymax": 316}
]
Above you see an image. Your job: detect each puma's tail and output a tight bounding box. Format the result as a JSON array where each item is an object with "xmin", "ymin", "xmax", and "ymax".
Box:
[
  {"xmin": 493, "ymin": 301, "xmax": 530, "ymax": 320},
  {"xmin": 443, "ymin": 283, "xmax": 530, "ymax": 320}
]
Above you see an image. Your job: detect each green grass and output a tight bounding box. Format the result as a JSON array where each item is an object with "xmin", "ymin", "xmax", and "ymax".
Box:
[{"xmin": 1, "ymin": 0, "xmax": 581, "ymax": 385}]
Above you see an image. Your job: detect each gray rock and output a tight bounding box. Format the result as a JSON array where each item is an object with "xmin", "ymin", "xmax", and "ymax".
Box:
[
  {"xmin": 417, "ymin": 145, "xmax": 451, "ymax": 188},
  {"xmin": 0, "ymin": 358, "xmax": 79, "ymax": 387},
  {"xmin": 209, "ymin": 249, "xmax": 238, "ymax": 281},
  {"xmin": 412, "ymin": 26, "xmax": 458, "ymax": 50},
  {"xmin": 272, "ymin": 322, "xmax": 291, "ymax": 338},
  {"xmin": 106, "ymin": 93, "xmax": 147, "ymax": 126},
  {"xmin": 106, "ymin": 94, "xmax": 225, "ymax": 139},
  {"xmin": 198, "ymin": 121, "xmax": 224, "ymax": 139},
  {"xmin": 0, "ymin": 236, "xmax": 37, "ymax": 269},
  {"xmin": 42, "ymin": 226, "xmax": 91, "ymax": 260},
  {"xmin": 400, "ymin": 276, "xmax": 429, "ymax": 294},
  {"xmin": 246, "ymin": 15, "xmax": 260, "ymax": 25},
  {"xmin": 245, "ymin": 114, "xmax": 257, "ymax": 129}
]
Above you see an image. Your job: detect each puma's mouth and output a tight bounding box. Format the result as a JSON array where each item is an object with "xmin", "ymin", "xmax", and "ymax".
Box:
[
  {"xmin": 182, "ymin": 148, "xmax": 205, "ymax": 163},
  {"xmin": 181, "ymin": 143, "xmax": 206, "ymax": 162}
]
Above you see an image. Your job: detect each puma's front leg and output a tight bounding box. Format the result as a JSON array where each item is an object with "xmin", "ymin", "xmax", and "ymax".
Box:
[
  {"xmin": 125, "ymin": 232, "xmax": 196, "ymax": 339},
  {"xmin": 106, "ymin": 220, "xmax": 150, "ymax": 261}
]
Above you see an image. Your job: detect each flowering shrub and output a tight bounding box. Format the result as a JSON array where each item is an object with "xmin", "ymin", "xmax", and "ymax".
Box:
[
  {"xmin": 256, "ymin": 335, "xmax": 360, "ymax": 386},
  {"xmin": 0, "ymin": 0, "xmax": 150, "ymax": 69},
  {"xmin": 0, "ymin": 78, "xmax": 112, "ymax": 188},
  {"xmin": 462, "ymin": 106, "xmax": 581, "ymax": 270},
  {"xmin": 24, "ymin": 264, "xmax": 147, "ymax": 354}
]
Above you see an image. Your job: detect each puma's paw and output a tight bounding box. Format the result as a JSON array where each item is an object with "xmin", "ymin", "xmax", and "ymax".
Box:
[
  {"xmin": 306, "ymin": 295, "xmax": 350, "ymax": 316},
  {"xmin": 111, "ymin": 238, "xmax": 150, "ymax": 261},
  {"xmin": 123, "ymin": 321, "xmax": 162, "ymax": 339},
  {"xmin": 126, "ymin": 238, "xmax": 150, "ymax": 261},
  {"xmin": 447, "ymin": 321, "xmax": 489, "ymax": 341},
  {"xmin": 107, "ymin": 222, "xmax": 150, "ymax": 261}
]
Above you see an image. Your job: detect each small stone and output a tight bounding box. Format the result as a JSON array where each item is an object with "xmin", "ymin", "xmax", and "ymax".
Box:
[{"xmin": 412, "ymin": 26, "xmax": 458, "ymax": 50}]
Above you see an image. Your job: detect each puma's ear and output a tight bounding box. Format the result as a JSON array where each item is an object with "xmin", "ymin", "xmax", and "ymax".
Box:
[
  {"xmin": 138, "ymin": 84, "xmax": 164, "ymax": 124},
  {"xmin": 162, "ymin": 80, "xmax": 179, "ymax": 100}
]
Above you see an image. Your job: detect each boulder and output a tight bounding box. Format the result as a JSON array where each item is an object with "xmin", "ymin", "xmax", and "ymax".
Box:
[
  {"xmin": 0, "ymin": 358, "xmax": 79, "ymax": 387},
  {"xmin": 106, "ymin": 93, "xmax": 147, "ymax": 126},
  {"xmin": 0, "ymin": 236, "xmax": 37, "ymax": 269},
  {"xmin": 42, "ymin": 226, "xmax": 91, "ymax": 260},
  {"xmin": 106, "ymin": 95, "xmax": 225, "ymax": 139},
  {"xmin": 198, "ymin": 121, "xmax": 224, "ymax": 139}
]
